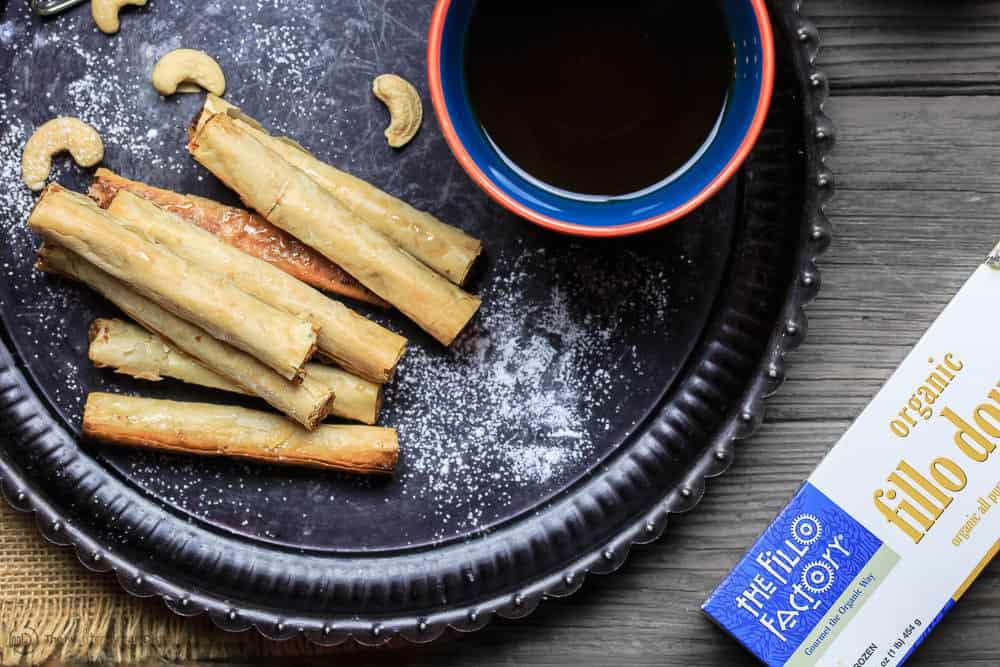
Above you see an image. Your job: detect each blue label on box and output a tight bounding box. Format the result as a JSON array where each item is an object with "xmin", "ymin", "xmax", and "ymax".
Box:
[{"xmin": 703, "ymin": 483, "xmax": 885, "ymax": 666}]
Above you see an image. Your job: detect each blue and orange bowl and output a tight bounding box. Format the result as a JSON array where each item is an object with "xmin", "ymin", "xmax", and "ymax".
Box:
[{"xmin": 427, "ymin": 0, "xmax": 775, "ymax": 237}]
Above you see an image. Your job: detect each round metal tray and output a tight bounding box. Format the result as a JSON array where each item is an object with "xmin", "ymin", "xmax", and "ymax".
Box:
[{"xmin": 0, "ymin": 0, "xmax": 832, "ymax": 645}]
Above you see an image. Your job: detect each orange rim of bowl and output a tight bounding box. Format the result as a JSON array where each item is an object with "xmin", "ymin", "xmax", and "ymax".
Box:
[{"xmin": 426, "ymin": 0, "xmax": 776, "ymax": 237}]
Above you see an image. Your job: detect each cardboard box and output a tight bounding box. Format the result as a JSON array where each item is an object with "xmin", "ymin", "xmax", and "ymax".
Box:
[{"xmin": 704, "ymin": 241, "xmax": 1000, "ymax": 666}]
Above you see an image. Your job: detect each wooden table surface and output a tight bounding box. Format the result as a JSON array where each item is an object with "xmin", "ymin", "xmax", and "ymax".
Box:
[
  {"xmin": 337, "ymin": 2, "xmax": 1000, "ymax": 665},
  {"xmin": 5, "ymin": 1, "xmax": 983, "ymax": 665},
  {"xmin": 4, "ymin": 1, "xmax": 999, "ymax": 665}
]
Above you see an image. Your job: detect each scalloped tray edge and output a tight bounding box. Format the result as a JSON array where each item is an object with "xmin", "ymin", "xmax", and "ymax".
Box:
[{"xmin": 0, "ymin": 0, "xmax": 834, "ymax": 648}]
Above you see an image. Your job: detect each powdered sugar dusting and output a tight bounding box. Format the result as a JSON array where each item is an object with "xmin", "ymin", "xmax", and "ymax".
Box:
[
  {"xmin": 381, "ymin": 240, "xmax": 674, "ymax": 538},
  {"xmin": 0, "ymin": 70, "xmax": 88, "ymax": 409},
  {"xmin": 0, "ymin": 105, "xmax": 34, "ymax": 235}
]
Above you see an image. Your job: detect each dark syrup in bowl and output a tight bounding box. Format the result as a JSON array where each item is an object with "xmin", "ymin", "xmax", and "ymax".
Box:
[{"xmin": 465, "ymin": 1, "xmax": 734, "ymax": 200}]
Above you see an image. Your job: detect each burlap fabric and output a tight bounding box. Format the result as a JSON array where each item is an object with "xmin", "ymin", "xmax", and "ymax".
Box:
[{"xmin": 0, "ymin": 501, "xmax": 356, "ymax": 665}]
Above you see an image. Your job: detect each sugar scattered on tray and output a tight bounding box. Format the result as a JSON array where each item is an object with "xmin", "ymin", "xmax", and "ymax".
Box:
[{"xmin": 384, "ymin": 241, "xmax": 672, "ymax": 538}]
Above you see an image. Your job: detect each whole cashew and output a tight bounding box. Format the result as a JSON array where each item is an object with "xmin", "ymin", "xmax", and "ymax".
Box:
[
  {"xmin": 372, "ymin": 74, "xmax": 422, "ymax": 148},
  {"xmin": 152, "ymin": 49, "xmax": 226, "ymax": 96},
  {"xmin": 21, "ymin": 117, "xmax": 104, "ymax": 192},
  {"xmin": 91, "ymin": 0, "xmax": 147, "ymax": 35}
]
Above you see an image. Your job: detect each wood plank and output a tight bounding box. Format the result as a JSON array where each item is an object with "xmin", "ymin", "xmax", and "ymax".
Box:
[
  {"xmin": 824, "ymin": 96, "xmax": 1000, "ymax": 193},
  {"xmin": 810, "ymin": 0, "xmax": 1000, "ymax": 94},
  {"xmin": 769, "ymin": 95, "xmax": 1000, "ymax": 426}
]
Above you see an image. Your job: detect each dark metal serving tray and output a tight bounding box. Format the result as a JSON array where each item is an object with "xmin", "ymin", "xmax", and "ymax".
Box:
[{"xmin": 0, "ymin": 0, "xmax": 832, "ymax": 645}]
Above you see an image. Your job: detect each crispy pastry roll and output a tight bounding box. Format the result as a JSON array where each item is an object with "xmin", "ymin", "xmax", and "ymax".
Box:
[
  {"xmin": 89, "ymin": 318, "xmax": 383, "ymax": 424},
  {"xmin": 38, "ymin": 245, "xmax": 334, "ymax": 429},
  {"xmin": 105, "ymin": 190, "xmax": 405, "ymax": 384},
  {"xmin": 87, "ymin": 168, "xmax": 386, "ymax": 306},
  {"xmin": 188, "ymin": 113, "xmax": 481, "ymax": 345},
  {"xmin": 84, "ymin": 393, "xmax": 398, "ymax": 475},
  {"xmin": 28, "ymin": 184, "xmax": 316, "ymax": 380},
  {"xmin": 197, "ymin": 95, "xmax": 481, "ymax": 285}
]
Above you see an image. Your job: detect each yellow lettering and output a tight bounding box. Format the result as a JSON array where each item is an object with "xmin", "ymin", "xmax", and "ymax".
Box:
[
  {"xmin": 974, "ymin": 403, "xmax": 1000, "ymax": 438},
  {"xmin": 874, "ymin": 488, "xmax": 925, "ymax": 543},
  {"xmin": 930, "ymin": 457, "xmax": 967, "ymax": 492},
  {"xmin": 942, "ymin": 407, "xmax": 995, "ymax": 462},
  {"xmin": 936, "ymin": 363, "xmax": 956, "ymax": 381},
  {"xmin": 910, "ymin": 394, "xmax": 933, "ymax": 419},
  {"xmin": 915, "ymin": 387, "xmax": 938, "ymax": 409},
  {"xmin": 926, "ymin": 371, "xmax": 950, "ymax": 394},
  {"xmin": 943, "ymin": 353, "xmax": 964, "ymax": 371},
  {"xmin": 897, "ymin": 460, "xmax": 951, "ymax": 506}
]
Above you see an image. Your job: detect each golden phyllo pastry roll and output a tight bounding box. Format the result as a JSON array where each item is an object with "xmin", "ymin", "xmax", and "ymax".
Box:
[
  {"xmin": 197, "ymin": 94, "xmax": 481, "ymax": 285},
  {"xmin": 87, "ymin": 168, "xmax": 386, "ymax": 306},
  {"xmin": 29, "ymin": 184, "xmax": 316, "ymax": 381},
  {"xmin": 188, "ymin": 113, "xmax": 481, "ymax": 346},
  {"xmin": 89, "ymin": 318, "xmax": 384, "ymax": 425},
  {"xmin": 84, "ymin": 393, "xmax": 398, "ymax": 475},
  {"xmin": 38, "ymin": 244, "xmax": 334, "ymax": 429},
  {"xmin": 105, "ymin": 189, "xmax": 406, "ymax": 384}
]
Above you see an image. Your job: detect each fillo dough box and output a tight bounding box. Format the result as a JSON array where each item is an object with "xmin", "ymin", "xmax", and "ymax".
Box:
[{"xmin": 704, "ymin": 241, "xmax": 1000, "ymax": 666}]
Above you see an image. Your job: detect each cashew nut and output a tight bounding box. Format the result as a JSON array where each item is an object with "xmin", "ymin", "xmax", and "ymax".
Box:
[
  {"xmin": 152, "ymin": 49, "xmax": 226, "ymax": 97},
  {"xmin": 91, "ymin": 0, "xmax": 147, "ymax": 35},
  {"xmin": 372, "ymin": 74, "xmax": 422, "ymax": 148},
  {"xmin": 21, "ymin": 117, "xmax": 104, "ymax": 192}
]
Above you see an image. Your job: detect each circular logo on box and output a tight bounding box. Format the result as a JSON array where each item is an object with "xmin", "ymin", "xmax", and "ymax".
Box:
[
  {"xmin": 790, "ymin": 513, "xmax": 823, "ymax": 545},
  {"xmin": 801, "ymin": 561, "xmax": 835, "ymax": 595}
]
